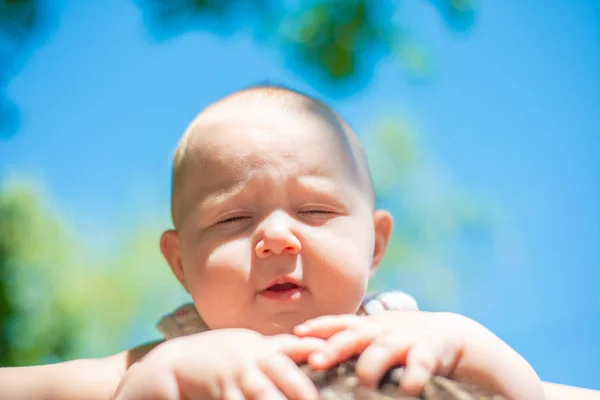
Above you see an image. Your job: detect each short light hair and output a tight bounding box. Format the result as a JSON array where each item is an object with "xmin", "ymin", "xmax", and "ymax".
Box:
[{"xmin": 170, "ymin": 84, "xmax": 375, "ymax": 227}]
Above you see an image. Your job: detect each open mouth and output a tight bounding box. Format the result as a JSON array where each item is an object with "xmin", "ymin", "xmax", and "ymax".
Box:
[
  {"xmin": 260, "ymin": 280, "xmax": 305, "ymax": 300},
  {"xmin": 266, "ymin": 282, "xmax": 300, "ymax": 291}
]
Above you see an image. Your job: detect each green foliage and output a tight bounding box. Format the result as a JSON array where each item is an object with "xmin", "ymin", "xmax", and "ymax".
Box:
[
  {"xmin": 137, "ymin": 0, "xmax": 476, "ymax": 90},
  {"xmin": 0, "ymin": 183, "xmax": 80, "ymax": 365},
  {"xmin": 0, "ymin": 180, "xmax": 184, "ymax": 366}
]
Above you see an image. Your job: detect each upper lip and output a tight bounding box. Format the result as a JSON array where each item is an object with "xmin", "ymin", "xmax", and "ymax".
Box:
[{"xmin": 260, "ymin": 276, "xmax": 304, "ymax": 292}]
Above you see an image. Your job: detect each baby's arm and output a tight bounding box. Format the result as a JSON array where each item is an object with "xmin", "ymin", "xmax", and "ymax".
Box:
[{"xmin": 0, "ymin": 340, "xmax": 162, "ymax": 400}]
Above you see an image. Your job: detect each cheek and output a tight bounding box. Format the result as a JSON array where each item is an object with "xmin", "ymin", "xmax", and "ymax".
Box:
[
  {"xmin": 304, "ymin": 216, "xmax": 374, "ymax": 310},
  {"xmin": 180, "ymin": 237, "xmax": 253, "ymax": 325},
  {"xmin": 321, "ymin": 214, "xmax": 374, "ymax": 268},
  {"xmin": 181, "ymin": 237, "xmax": 250, "ymax": 283}
]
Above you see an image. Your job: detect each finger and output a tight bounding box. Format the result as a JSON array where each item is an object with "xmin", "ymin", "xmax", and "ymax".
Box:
[
  {"xmin": 269, "ymin": 335, "xmax": 326, "ymax": 363},
  {"xmin": 308, "ymin": 324, "xmax": 379, "ymax": 369},
  {"xmin": 293, "ymin": 314, "xmax": 362, "ymax": 338},
  {"xmin": 400, "ymin": 337, "xmax": 445, "ymax": 397},
  {"xmin": 355, "ymin": 331, "xmax": 412, "ymax": 388},
  {"xmin": 261, "ymin": 353, "xmax": 320, "ymax": 400},
  {"xmin": 221, "ymin": 383, "xmax": 246, "ymax": 400},
  {"xmin": 238, "ymin": 366, "xmax": 286, "ymax": 400}
]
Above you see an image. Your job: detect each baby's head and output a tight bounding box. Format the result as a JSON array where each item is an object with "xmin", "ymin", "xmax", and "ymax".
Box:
[{"xmin": 160, "ymin": 85, "xmax": 394, "ymax": 335}]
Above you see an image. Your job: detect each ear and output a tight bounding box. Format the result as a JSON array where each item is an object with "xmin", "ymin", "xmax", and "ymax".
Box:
[
  {"xmin": 369, "ymin": 210, "xmax": 394, "ymax": 278},
  {"xmin": 160, "ymin": 229, "xmax": 188, "ymax": 292}
]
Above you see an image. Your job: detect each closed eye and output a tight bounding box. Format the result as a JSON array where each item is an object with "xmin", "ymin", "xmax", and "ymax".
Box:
[
  {"xmin": 217, "ymin": 216, "xmax": 250, "ymax": 224},
  {"xmin": 299, "ymin": 210, "xmax": 334, "ymax": 216}
]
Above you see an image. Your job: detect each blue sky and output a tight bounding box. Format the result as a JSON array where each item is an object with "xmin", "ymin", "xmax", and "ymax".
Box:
[{"xmin": 2, "ymin": 0, "xmax": 599, "ymax": 389}]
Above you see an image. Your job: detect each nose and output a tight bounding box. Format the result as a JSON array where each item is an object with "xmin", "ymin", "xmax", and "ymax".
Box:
[{"xmin": 255, "ymin": 211, "xmax": 301, "ymax": 259}]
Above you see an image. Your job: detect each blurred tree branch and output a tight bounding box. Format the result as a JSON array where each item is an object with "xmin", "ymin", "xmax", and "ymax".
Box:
[
  {"xmin": 136, "ymin": 0, "xmax": 476, "ymax": 91},
  {"xmin": 0, "ymin": 0, "xmax": 476, "ymax": 137}
]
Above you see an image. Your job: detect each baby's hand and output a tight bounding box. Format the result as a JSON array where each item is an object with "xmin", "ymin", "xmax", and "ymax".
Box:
[
  {"xmin": 115, "ymin": 329, "xmax": 325, "ymax": 400},
  {"xmin": 294, "ymin": 311, "xmax": 484, "ymax": 397}
]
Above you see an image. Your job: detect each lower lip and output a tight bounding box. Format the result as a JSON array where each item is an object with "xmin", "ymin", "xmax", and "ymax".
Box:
[{"xmin": 259, "ymin": 287, "xmax": 305, "ymax": 301}]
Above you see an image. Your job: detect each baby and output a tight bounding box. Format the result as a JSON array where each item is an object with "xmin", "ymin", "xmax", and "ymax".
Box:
[{"xmin": 0, "ymin": 85, "xmax": 545, "ymax": 400}]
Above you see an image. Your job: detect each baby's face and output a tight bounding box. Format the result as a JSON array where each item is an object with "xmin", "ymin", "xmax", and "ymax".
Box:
[{"xmin": 162, "ymin": 98, "xmax": 392, "ymax": 335}]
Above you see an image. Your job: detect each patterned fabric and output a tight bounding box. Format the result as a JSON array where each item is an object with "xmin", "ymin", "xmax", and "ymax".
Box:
[{"xmin": 157, "ymin": 291, "xmax": 419, "ymax": 340}]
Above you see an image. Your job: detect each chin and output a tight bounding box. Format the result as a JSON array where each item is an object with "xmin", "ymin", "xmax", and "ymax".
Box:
[
  {"xmin": 260, "ymin": 324, "xmax": 294, "ymax": 336},
  {"xmin": 253, "ymin": 314, "xmax": 307, "ymax": 336}
]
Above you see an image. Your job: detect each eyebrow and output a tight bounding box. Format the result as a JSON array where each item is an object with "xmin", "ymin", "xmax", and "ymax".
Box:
[
  {"xmin": 198, "ymin": 174, "xmax": 349, "ymax": 209},
  {"xmin": 197, "ymin": 179, "xmax": 250, "ymax": 209},
  {"xmin": 296, "ymin": 175, "xmax": 346, "ymax": 194}
]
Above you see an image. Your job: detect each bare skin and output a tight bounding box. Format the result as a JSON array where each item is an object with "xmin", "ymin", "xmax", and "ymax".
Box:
[
  {"xmin": 116, "ymin": 89, "xmax": 545, "ymax": 399},
  {"xmin": 0, "ymin": 87, "xmax": 584, "ymax": 399}
]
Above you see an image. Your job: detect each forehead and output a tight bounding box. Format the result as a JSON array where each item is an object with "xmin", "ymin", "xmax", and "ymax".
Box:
[{"xmin": 183, "ymin": 101, "xmax": 355, "ymax": 188}]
